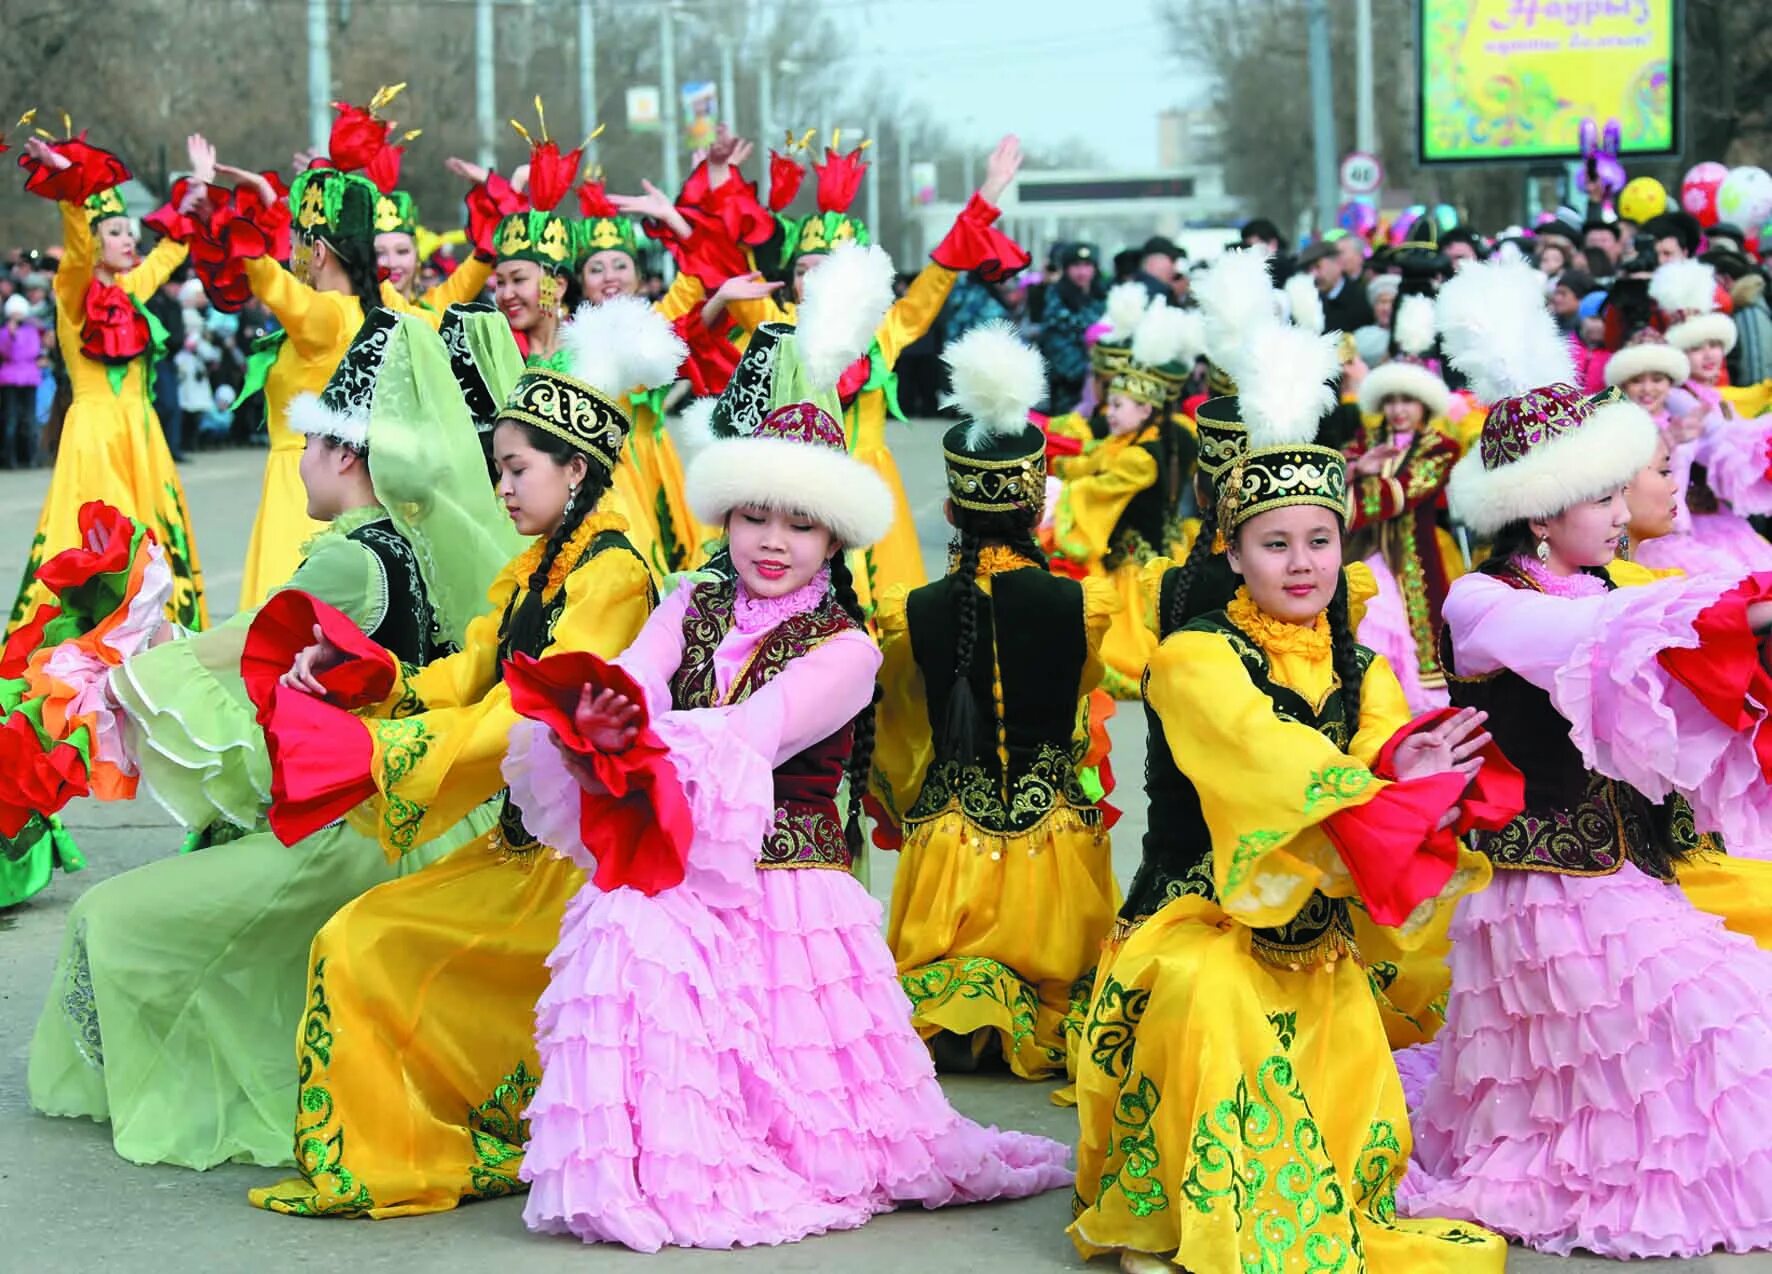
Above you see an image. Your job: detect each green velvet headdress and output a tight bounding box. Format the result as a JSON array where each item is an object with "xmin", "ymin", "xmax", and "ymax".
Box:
[
  {"xmin": 374, "ymin": 189, "xmax": 418, "ymax": 238},
  {"xmin": 83, "ymin": 187, "xmax": 128, "ymax": 227},
  {"xmin": 290, "ymin": 167, "xmax": 380, "ymax": 243}
]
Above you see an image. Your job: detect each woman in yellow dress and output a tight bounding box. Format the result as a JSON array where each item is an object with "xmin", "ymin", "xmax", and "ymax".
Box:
[
  {"xmin": 184, "ymin": 134, "xmax": 383, "ymax": 609},
  {"xmin": 872, "ymin": 323, "xmax": 1119, "ymax": 1080},
  {"xmin": 701, "ymin": 133, "xmax": 1029, "ymax": 618},
  {"xmin": 1067, "ymin": 425, "xmax": 1515, "ymax": 1272},
  {"xmin": 240, "ymin": 296, "xmax": 682, "ymax": 1218},
  {"xmin": 9, "ymin": 134, "xmax": 205, "ymax": 637}
]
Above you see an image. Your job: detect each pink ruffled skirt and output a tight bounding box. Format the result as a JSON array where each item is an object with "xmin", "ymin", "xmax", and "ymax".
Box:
[
  {"xmin": 520, "ymin": 866, "xmax": 1072, "ymax": 1252},
  {"xmin": 1356, "ymin": 554, "xmax": 1450, "ymax": 716},
  {"xmin": 1396, "ymin": 863, "xmax": 1772, "ymax": 1258}
]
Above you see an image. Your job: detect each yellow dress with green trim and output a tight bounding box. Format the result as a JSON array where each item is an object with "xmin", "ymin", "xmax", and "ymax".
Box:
[
  {"xmin": 1048, "ymin": 425, "xmax": 1163, "ymax": 699},
  {"xmin": 8, "ymin": 202, "xmax": 205, "ymax": 636},
  {"xmin": 728, "ymin": 263, "xmax": 959, "ymax": 617},
  {"xmin": 872, "ymin": 553, "xmax": 1121, "ymax": 1079},
  {"xmin": 624, "ymin": 270, "xmax": 709, "ymax": 574},
  {"xmin": 248, "ymin": 512, "xmax": 654, "ymax": 1219},
  {"xmin": 237, "ymin": 257, "xmax": 365, "ymax": 610},
  {"xmin": 1068, "ymin": 594, "xmax": 1505, "ymax": 1269},
  {"xmin": 1721, "ymin": 379, "xmax": 1772, "ymax": 416}
]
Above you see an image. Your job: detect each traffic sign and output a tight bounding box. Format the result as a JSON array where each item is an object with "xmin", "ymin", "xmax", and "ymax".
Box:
[{"xmin": 1339, "ymin": 151, "xmax": 1384, "ymax": 196}]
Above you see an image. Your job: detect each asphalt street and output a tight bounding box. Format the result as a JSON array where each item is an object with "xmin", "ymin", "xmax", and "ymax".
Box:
[{"xmin": 0, "ymin": 417, "xmax": 1765, "ymax": 1273}]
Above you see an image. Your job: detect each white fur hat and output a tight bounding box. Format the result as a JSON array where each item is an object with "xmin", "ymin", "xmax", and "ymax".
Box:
[
  {"xmin": 1603, "ymin": 334, "xmax": 1691, "ymax": 388},
  {"xmin": 1358, "ymin": 359, "xmax": 1451, "ymax": 418},
  {"xmin": 1652, "ymin": 259, "xmax": 1738, "ymax": 353},
  {"xmin": 1438, "ymin": 259, "xmax": 1655, "ymax": 535}
]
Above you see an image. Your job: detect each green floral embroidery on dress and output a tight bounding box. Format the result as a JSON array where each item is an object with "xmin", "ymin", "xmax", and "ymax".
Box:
[
  {"xmin": 1266, "ymin": 1010, "xmax": 1298, "ymax": 1053},
  {"xmin": 262, "ymin": 958, "xmax": 375, "ymax": 1216},
  {"xmin": 1225, "ymin": 829, "xmax": 1285, "ymax": 892},
  {"xmin": 388, "ymin": 664, "xmax": 425, "ymax": 719},
  {"xmin": 375, "ymin": 718, "xmax": 431, "ymax": 852},
  {"xmin": 1085, "ymin": 975, "xmax": 1150, "ymax": 1079},
  {"xmin": 1181, "ymin": 1054, "xmax": 1352, "ymax": 1272},
  {"xmin": 1097, "ymin": 1074, "xmax": 1168, "ymax": 1218},
  {"xmin": 900, "ymin": 956, "xmax": 1047, "ymax": 1060},
  {"xmin": 1302, "ymin": 766, "xmax": 1372, "ymax": 815},
  {"xmin": 466, "ymin": 1059, "xmax": 539, "ymax": 1199},
  {"xmin": 1352, "ymin": 1119, "xmax": 1402, "ymax": 1224}
]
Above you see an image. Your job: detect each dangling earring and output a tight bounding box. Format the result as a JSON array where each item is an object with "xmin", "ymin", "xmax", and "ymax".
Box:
[
  {"xmin": 1616, "ymin": 532, "xmax": 1631, "ymax": 561},
  {"xmin": 538, "ymin": 273, "xmax": 560, "ymax": 319},
  {"xmin": 1535, "ymin": 535, "xmax": 1552, "ymax": 564}
]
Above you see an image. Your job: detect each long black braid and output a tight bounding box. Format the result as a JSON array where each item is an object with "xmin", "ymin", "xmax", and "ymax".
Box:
[
  {"xmin": 503, "ymin": 423, "xmax": 610, "ymax": 657},
  {"xmin": 939, "ymin": 506, "xmax": 1047, "ymax": 764},
  {"xmin": 1326, "ymin": 575, "xmax": 1364, "ymax": 725},
  {"xmin": 1162, "ymin": 472, "xmax": 1220, "ymax": 640},
  {"xmin": 829, "ymin": 553, "xmax": 878, "ymax": 856}
]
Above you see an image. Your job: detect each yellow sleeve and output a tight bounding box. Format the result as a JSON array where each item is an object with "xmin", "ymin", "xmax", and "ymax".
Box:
[
  {"xmin": 1048, "ymin": 412, "xmax": 1094, "ymax": 445},
  {"xmin": 245, "ymin": 255, "xmax": 352, "ymax": 358},
  {"xmin": 1053, "ymin": 444, "xmax": 1158, "ymax": 564},
  {"xmin": 378, "ymin": 280, "xmax": 437, "ymax": 327},
  {"xmin": 357, "ymin": 548, "xmax": 655, "ymax": 855},
  {"xmin": 1138, "ymin": 557, "xmax": 1176, "ymax": 637},
  {"xmin": 655, "ymin": 270, "xmax": 705, "ymax": 322},
  {"xmin": 876, "ymin": 262, "xmax": 958, "ymax": 367},
  {"xmin": 866, "ymin": 584, "xmax": 932, "ymax": 831},
  {"xmin": 120, "ymin": 237, "xmax": 190, "ymax": 304},
  {"xmin": 1343, "ymin": 560, "xmax": 1378, "ymax": 633},
  {"xmin": 420, "ymin": 255, "xmax": 494, "ymax": 312},
  {"xmin": 1079, "ymin": 573, "xmax": 1120, "ymax": 696},
  {"xmin": 1147, "ymin": 631, "xmax": 1397, "ymax": 928},
  {"xmin": 54, "ymin": 202, "xmax": 95, "ymax": 300},
  {"xmin": 1607, "ymin": 559, "xmax": 1684, "ymax": 585},
  {"xmin": 726, "ymin": 293, "xmax": 794, "ymax": 333},
  {"xmin": 366, "ymin": 564, "xmax": 523, "ymax": 717}
]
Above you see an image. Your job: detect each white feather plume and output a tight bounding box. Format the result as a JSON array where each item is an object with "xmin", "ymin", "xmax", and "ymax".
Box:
[
  {"xmin": 1102, "ymin": 281, "xmax": 1153, "ymax": 341},
  {"xmin": 1393, "ymin": 293, "xmax": 1438, "ymax": 357},
  {"xmin": 1130, "ymin": 298, "xmax": 1204, "ymax": 370},
  {"xmin": 557, "ymin": 295, "xmax": 687, "ymax": 397},
  {"xmin": 1649, "ymin": 259, "xmax": 1719, "ymax": 318},
  {"xmin": 796, "ymin": 241, "xmax": 896, "ymax": 392},
  {"xmin": 1434, "ymin": 259, "xmax": 1575, "ymax": 401},
  {"xmin": 674, "ymin": 395, "xmax": 719, "ymax": 449},
  {"xmin": 942, "ymin": 320, "xmax": 1046, "ymax": 449},
  {"xmin": 1236, "ymin": 322, "xmax": 1341, "ymax": 448},
  {"xmin": 1193, "ymin": 246, "xmax": 1277, "ymax": 371},
  {"xmin": 1282, "ymin": 273, "xmax": 1324, "ymax": 334}
]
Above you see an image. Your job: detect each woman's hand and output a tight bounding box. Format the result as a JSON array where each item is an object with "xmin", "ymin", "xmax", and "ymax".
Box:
[
  {"xmin": 703, "ymin": 273, "xmax": 783, "ymax": 328},
  {"xmin": 1390, "ymin": 707, "xmax": 1491, "ymax": 785},
  {"xmin": 1351, "ymin": 443, "xmax": 1401, "ymax": 477},
  {"xmin": 978, "ymin": 134, "xmax": 1023, "ymax": 205},
  {"xmin": 1667, "ymin": 406, "xmax": 1704, "ymax": 445},
  {"xmin": 279, "ymin": 624, "xmax": 346, "ymax": 696},
  {"xmin": 573, "ymin": 684, "xmax": 640, "ymax": 753},
  {"xmin": 704, "ymin": 127, "xmax": 754, "ymax": 189},
  {"xmin": 23, "ymin": 137, "xmax": 71, "ymax": 171},
  {"xmin": 608, "ymin": 179, "xmax": 692, "ymax": 239},
  {"xmin": 444, "ymin": 156, "xmax": 491, "ymax": 186},
  {"xmin": 186, "ymin": 134, "xmax": 217, "ymax": 187}
]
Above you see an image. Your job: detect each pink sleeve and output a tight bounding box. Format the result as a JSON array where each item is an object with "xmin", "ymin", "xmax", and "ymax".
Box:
[
  {"xmin": 1445, "ymin": 571, "xmax": 1772, "ymax": 850},
  {"xmin": 1695, "ymin": 417, "xmax": 1772, "ymax": 516},
  {"xmin": 608, "ymin": 582, "xmax": 695, "ymax": 715}
]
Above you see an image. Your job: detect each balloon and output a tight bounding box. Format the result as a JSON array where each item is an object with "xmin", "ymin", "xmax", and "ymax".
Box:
[
  {"xmin": 1389, "ymin": 204, "xmax": 1426, "ymax": 245},
  {"xmin": 1337, "ymin": 201, "xmax": 1378, "ymax": 237},
  {"xmin": 1618, "ymin": 176, "xmax": 1667, "ymax": 223},
  {"xmin": 1432, "ymin": 203, "xmax": 1461, "ymax": 233},
  {"xmin": 1682, "ymin": 161, "xmax": 1729, "ymax": 227},
  {"xmin": 1717, "ymin": 166, "xmax": 1772, "ymax": 229}
]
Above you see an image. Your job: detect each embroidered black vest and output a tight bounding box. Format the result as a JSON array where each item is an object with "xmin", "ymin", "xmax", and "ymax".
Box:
[
  {"xmin": 491, "ymin": 528, "xmax": 652, "ymax": 855},
  {"xmin": 669, "ymin": 577, "xmax": 862, "ymax": 870},
  {"xmin": 902, "ymin": 566, "xmax": 1099, "ymax": 834},
  {"xmin": 1106, "ymin": 430, "xmax": 1168, "ymax": 569},
  {"xmin": 348, "ymin": 517, "xmax": 445, "ymax": 667},
  {"xmin": 1442, "ymin": 565, "xmax": 1699, "ymax": 880},
  {"xmin": 1127, "ymin": 610, "xmax": 1375, "ymax": 965}
]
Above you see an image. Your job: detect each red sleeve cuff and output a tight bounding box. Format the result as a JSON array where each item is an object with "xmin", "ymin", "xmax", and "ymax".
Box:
[
  {"xmin": 672, "ymin": 306, "xmax": 740, "ymax": 397},
  {"xmin": 465, "ymin": 172, "xmax": 526, "ymax": 260},
  {"xmin": 929, "ymin": 193, "xmax": 1030, "ymax": 282},
  {"xmin": 1323, "ymin": 772, "xmax": 1464, "ymax": 926},
  {"xmin": 1658, "ymin": 573, "xmax": 1772, "ymax": 731},
  {"xmin": 142, "ymin": 180, "xmax": 201, "ymax": 245},
  {"xmin": 187, "ymin": 176, "xmax": 293, "ymax": 312},
  {"xmin": 504, "ymin": 650, "xmax": 692, "ymax": 896},
  {"xmin": 862, "ymin": 793, "xmax": 903, "ymax": 852},
  {"xmin": 20, "ymin": 137, "xmax": 130, "ymax": 205}
]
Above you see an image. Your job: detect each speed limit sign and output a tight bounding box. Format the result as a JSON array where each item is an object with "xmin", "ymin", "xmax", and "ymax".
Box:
[{"xmin": 1339, "ymin": 152, "xmax": 1384, "ymax": 197}]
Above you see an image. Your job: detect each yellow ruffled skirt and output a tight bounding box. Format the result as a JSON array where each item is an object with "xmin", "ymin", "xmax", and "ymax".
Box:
[
  {"xmin": 1069, "ymin": 896, "xmax": 1507, "ymax": 1270},
  {"xmin": 239, "ymin": 443, "xmax": 323, "ymax": 611},
  {"xmin": 9, "ymin": 386, "xmax": 205, "ymax": 635},
  {"xmin": 1097, "ymin": 560, "xmax": 1157, "ymax": 700},
  {"xmin": 248, "ymin": 836, "xmax": 582, "ymax": 1218},
  {"xmin": 889, "ymin": 807, "xmax": 1117, "ymax": 1080}
]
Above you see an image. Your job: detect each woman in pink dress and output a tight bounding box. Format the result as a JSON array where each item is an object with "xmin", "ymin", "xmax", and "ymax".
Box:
[
  {"xmin": 1396, "ymin": 259, "xmax": 1772, "ymax": 1259},
  {"xmin": 501, "ymin": 312, "xmax": 1070, "ymax": 1252}
]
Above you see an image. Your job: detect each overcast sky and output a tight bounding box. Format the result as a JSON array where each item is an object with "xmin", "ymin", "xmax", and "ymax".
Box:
[{"xmin": 845, "ymin": 0, "xmax": 1190, "ymax": 170}]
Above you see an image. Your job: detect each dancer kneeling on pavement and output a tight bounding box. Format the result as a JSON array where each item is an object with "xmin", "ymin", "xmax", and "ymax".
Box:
[
  {"xmin": 501, "ymin": 291, "xmax": 1071, "ymax": 1252},
  {"xmin": 27, "ymin": 308, "xmax": 518, "ymax": 1170},
  {"xmin": 240, "ymin": 297, "xmax": 677, "ymax": 1218},
  {"xmin": 1067, "ymin": 320, "xmax": 1520, "ymax": 1273}
]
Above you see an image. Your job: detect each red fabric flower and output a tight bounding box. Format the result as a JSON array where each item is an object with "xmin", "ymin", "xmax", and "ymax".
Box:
[
  {"xmin": 505, "ymin": 650, "xmax": 693, "ymax": 897},
  {"xmin": 930, "ymin": 193, "xmax": 1031, "ymax": 283},
  {"xmin": 142, "ymin": 179, "xmax": 201, "ymax": 245},
  {"xmin": 576, "ymin": 177, "xmax": 621, "ymax": 219},
  {"xmin": 17, "ymin": 134, "xmax": 130, "ymax": 205},
  {"xmin": 37, "ymin": 502, "xmax": 135, "ymax": 597},
  {"xmin": 364, "ymin": 143, "xmax": 406, "ymax": 196},
  {"xmin": 811, "ymin": 146, "xmax": 866, "ymax": 214},
  {"xmin": 0, "ymin": 715, "xmax": 89, "ymax": 837},
  {"xmin": 1, "ymin": 606, "xmax": 62, "ymax": 681},
  {"xmin": 526, "ymin": 141, "xmax": 583, "ymax": 214},
  {"xmin": 186, "ymin": 175, "xmax": 291, "ymax": 312},
  {"xmin": 672, "ymin": 307, "xmax": 739, "ymax": 397},
  {"xmin": 78, "ymin": 280, "xmax": 151, "ymax": 365},
  {"xmin": 837, "ymin": 353, "xmax": 872, "ymax": 403},
  {"xmin": 767, "ymin": 151, "xmax": 806, "ymax": 213},
  {"xmin": 465, "ymin": 172, "xmax": 526, "ymax": 259},
  {"xmin": 328, "ymin": 101, "xmax": 394, "ymax": 175}
]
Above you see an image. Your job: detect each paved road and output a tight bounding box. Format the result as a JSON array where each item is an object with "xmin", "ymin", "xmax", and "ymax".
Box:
[{"xmin": 1, "ymin": 424, "xmax": 1765, "ymax": 1273}]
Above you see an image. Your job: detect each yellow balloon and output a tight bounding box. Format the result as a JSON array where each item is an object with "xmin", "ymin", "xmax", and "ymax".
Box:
[{"xmin": 1619, "ymin": 176, "xmax": 1667, "ymax": 223}]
